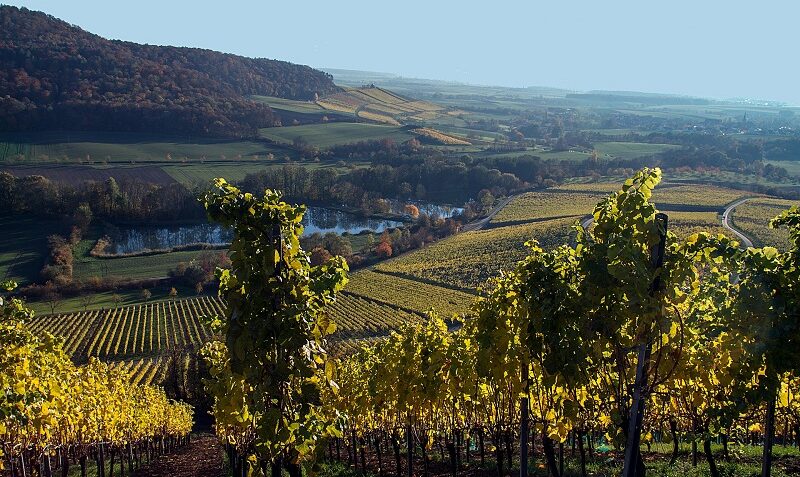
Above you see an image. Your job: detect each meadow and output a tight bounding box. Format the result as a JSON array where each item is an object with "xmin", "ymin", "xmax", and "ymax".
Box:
[
  {"xmin": 0, "ymin": 216, "xmax": 60, "ymax": 285},
  {"xmin": 593, "ymin": 141, "xmax": 681, "ymax": 159},
  {"xmin": 0, "ymin": 131, "xmax": 285, "ymax": 163},
  {"xmin": 259, "ymin": 122, "xmax": 414, "ymax": 148}
]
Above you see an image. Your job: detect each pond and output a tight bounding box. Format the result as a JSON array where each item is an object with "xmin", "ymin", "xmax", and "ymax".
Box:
[
  {"xmin": 386, "ymin": 200, "xmax": 464, "ymax": 218},
  {"xmin": 106, "ymin": 207, "xmax": 406, "ymax": 254}
]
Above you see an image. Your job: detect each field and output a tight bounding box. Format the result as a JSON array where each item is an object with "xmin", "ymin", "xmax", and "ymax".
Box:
[
  {"xmin": 593, "ymin": 141, "xmax": 680, "ymax": 159},
  {"xmin": 345, "ymin": 270, "xmax": 476, "ymax": 318},
  {"xmin": 259, "ymin": 122, "xmax": 414, "ymax": 148},
  {"xmin": 556, "ymin": 181, "xmax": 754, "ymax": 209},
  {"xmin": 317, "ymin": 86, "xmax": 447, "ymax": 125},
  {"xmin": 490, "ymin": 191, "xmax": 600, "ymax": 226},
  {"xmin": 666, "ymin": 211, "xmax": 732, "ymax": 239},
  {"xmin": 731, "ymin": 198, "xmax": 795, "ymax": 249},
  {"xmin": 29, "ymin": 291, "xmax": 426, "ymax": 382},
  {"xmin": 0, "ymin": 131, "xmax": 284, "ymax": 164},
  {"xmin": 73, "ymin": 249, "xmax": 205, "ymax": 281},
  {"xmin": 0, "ymin": 216, "xmax": 61, "ymax": 285},
  {"xmin": 376, "ymin": 217, "xmax": 577, "ymax": 290},
  {"xmin": 27, "ymin": 296, "xmax": 220, "ymax": 361}
]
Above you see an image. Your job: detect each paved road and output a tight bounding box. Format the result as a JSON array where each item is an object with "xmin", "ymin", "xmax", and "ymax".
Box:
[
  {"xmin": 580, "ymin": 215, "xmax": 594, "ymax": 231},
  {"xmin": 721, "ymin": 198, "xmax": 754, "ymax": 249},
  {"xmin": 461, "ymin": 195, "xmax": 517, "ymax": 232}
]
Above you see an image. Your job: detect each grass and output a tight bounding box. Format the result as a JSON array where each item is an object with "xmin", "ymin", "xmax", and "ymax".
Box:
[
  {"xmin": 259, "ymin": 122, "xmax": 414, "ymax": 148},
  {"xmin": 766, "ymin": 160, "xmax": 800, "ymax": 178},
  {"xmin": 25, "ymin": 283, "xmax": 201, "ymax": 315},
  {"xmin": 0, "ymin": 216, "xmax": 62, "ymax": 285},
  {"xmin": 0, "ymin": 131, "xmax": 285, "ymax": 164},
  {"xmin": 593, "ymin": 141, "xmax": 681, "ymax": 159},
  {"xmin": 73, "ymin": 250, "xmax": 204, "ymax": 281}
]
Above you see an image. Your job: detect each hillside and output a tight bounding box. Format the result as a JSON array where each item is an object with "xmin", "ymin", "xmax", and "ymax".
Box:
[{"xmin": 0, "ymin": 6, "xmax": 340, "ymax": 138}]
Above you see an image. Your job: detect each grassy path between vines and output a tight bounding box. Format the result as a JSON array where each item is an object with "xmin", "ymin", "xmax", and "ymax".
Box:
[{"xmin": 133, "ymin": 434, "xmax": 223, "ymax": 477}]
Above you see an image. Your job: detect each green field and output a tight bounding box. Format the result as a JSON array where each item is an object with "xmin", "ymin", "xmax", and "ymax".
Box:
[
  {"xmin": 593, "ymin": 141, "xmax": 681, "ymax": 159},
  {"xmin": 73, "ymin": 250, "xmax": 203, "ymax": 281},
  {"xmin": 766, "ymin": 159, "xmax": 800, "ymax": 177},
  {"xmin": 0, "ymin": 216, "xmax": 61, "ymax": 285},
  {"xmin": 252, "ymin": 95, "xmax": 331, "ymax": 114},
  {"xmin": 0, "ymin": 131, "xmax": 287, "ymax": 164},
  {"xmin": 259, "ymin": 122, "xmax": 414, "ymax": 148},
  {"xmin": 376, "ymin": 217, "xmax": 577, "ymax": 290}
]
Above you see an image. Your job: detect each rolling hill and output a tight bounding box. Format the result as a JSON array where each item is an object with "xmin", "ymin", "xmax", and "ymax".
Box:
[{"xmin": 0, "ymin": 6, "xmax": 340, "ymax": 138}]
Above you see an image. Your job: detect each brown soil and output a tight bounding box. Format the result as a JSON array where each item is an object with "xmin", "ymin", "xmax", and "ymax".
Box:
[{"xmin": 133, "ymin": 434, "xmax": 223, "ymax": 477}]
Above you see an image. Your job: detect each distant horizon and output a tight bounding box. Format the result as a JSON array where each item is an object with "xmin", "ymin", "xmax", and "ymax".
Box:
[
  {"xmin": 319, "ymin": 67, "xmax": 793, "ymax": 106},
  {"xmin": 4, "ymin": 0, "xmax": 800, "ymax": 106}
]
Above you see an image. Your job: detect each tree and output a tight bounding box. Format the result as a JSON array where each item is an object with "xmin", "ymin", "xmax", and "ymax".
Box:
[
  {"xmin": 140, "ymin": 289, "xmax": 152, "ymax": 302},
  {"xmin": 195, "ymin": 282, "xmax": 204, "ymax": 295},
  {"xmin": 478, "ymin": 189, "xmax": 495, "ymax": 213},
  {"xmin": 80, "ymin": 293, "xmax": 95, "ymax": 311},
  {"xmin": 375, "ymin": 240, "xmax": 392, "ymax": 259},
  {"xmin": 168, "ymin": 287, "xmax": 178, "ymax": 300},
  {"xmin": 404, "ymin": 204, "xmax": 420, "ymax": 218},
  {"xmin": 111, "ymin": 293, "xmax": 122, "ymax": 308},
  {"xmin": 43, "ymin": 288, "xmax": 62, "ymax": 315},
  {"xmin": 310, "ymin": 246, "xmax": 333, "ymax": 267},
  {"xmin": 200, "ymin": 178, "xmax": 348, "ymax": 477},
  {"xmin": 72, "ymin": 202, "xmax": 93, "ymax": 232}
]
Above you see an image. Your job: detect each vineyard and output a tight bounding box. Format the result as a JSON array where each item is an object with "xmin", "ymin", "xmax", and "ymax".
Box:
[
  {"xmin": 666, "ymin": 211, "xmax": 733, "ymax": 239},
  {"xmin": 27, "ymin": 295, "xmax": 220, "ymax": 360},
  {"xmin": 489, "ymin": 191, "xmax": 602, "ymax": 226},
  {"xmin": 29, "ymin": 292, "xmax": 429, "ymax": 381},
  {"xmin": 316, "ymin": 86, "xmax": 448, "ymax": 125},
  {"xmin": 200, "ymin": 169, "xmax": 800, "ymax": 477},
  {"xmin": 556, "ymin": 181, "xmax": 754, "ymax": 209},
  {"xmin": 0, "ymin": 286, "xmax": 194, "ymax": 475},
  {"xmin": 345, "ymin": 270, "xmax": 475, "ymax": 317},
  {"xmin": 732, "ymin": 197, "xmax": 795, "ymax": 249},
  {"xmin": 376, "ymin": 217, "xmax": 577, "ymax": 290}
]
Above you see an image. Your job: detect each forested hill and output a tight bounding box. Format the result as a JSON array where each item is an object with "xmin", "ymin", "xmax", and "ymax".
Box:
[{"xmin": 0, "ymin": 6, "xmax": 341, "ymax": 138}]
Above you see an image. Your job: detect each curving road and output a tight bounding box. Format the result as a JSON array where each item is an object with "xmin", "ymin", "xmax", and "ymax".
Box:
[
  {"xmin": 721, "ymin": 198, "xmax": 754, "ymax": 249},
  {"xmin": 461, "ymin": 195, "xmax": 517, "ymax": 232}
]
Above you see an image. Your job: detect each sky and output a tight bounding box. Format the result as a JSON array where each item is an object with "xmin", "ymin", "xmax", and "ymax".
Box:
[{"xmin": 5, "ymin": 1, "xmax": 800, "ymax": 105}]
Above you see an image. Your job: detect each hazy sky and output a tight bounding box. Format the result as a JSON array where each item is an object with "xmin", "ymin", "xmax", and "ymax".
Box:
[{"xmin": 5, "ymin": 1, "xmax": 800, "ymax": 104}]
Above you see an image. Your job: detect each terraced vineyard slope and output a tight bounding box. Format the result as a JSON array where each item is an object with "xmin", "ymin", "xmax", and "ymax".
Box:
[
  {"xmin": 345, "ymin": 270, "xmax": 475, "ymax": 317},
  {"xmin": 489, "ymin": 191, "xmax": 600, "ymax": 226},
  {"xmin": 731, "ymin": 198, "xmax": 796, "ymax": 249},
  {"xmin": 30, "ymin": 291, "xmax": 426, "ymax": 380},
  {"xmin": 376, "ymin": 217, "xmax": 576, "ymax": 290}
]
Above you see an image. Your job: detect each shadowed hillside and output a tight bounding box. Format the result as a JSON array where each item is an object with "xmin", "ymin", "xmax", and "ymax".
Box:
[{"xmin": 0, "ymin": 6, "xmax": 340, "ymax": 138}]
